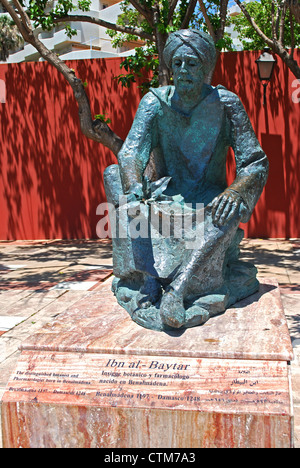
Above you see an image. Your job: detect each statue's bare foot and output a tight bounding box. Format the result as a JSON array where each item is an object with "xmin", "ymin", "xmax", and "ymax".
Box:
[
  {"xmin": 137, "ymin": 276, "xmax": 162, "ymax": 309},
  {"xmin": 160, "ymin": 290, "xmax": 185, "ymax": 328}
]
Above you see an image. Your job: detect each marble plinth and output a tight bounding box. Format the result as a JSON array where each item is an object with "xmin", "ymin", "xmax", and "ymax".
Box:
[
  {"xmin": 20, "ymin": 277, "xmax": 293, "ymax": 361},
  {"xmin": 1, "ymin": 278, "xmax": 294, "ymax": 448}
]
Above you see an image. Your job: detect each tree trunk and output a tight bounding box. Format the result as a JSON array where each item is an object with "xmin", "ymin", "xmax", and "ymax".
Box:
[
  {"xmin": 290, "ymin": 2, "xmax": 300, "ymax": 24},
  {"xmin": 35, "ymin": 38, "xmax": 124, "ymax": 154},
  {"xmin": 235, "ymin": 0, "xmax": 300, "ymax": 80},
  {"xmin": 156, "ymin": 36, "xmax": 170, "ymax": 86},
  {"xmin": 272, "ymin": 40, "xmax": 300, "ymax": 79},
  {"xmin": 153, "ymin": 5, "xmax": 170, "ymax": 86}
]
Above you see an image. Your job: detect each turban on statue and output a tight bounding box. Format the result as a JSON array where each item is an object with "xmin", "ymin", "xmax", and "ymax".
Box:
[{"xmin": 163, "ymin": 29, "xmax": 216, "ymax": 79}]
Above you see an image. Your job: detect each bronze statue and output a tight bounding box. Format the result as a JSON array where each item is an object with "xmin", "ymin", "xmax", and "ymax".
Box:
[{"xmin": 104, "ymin": 29, "xmax": 269, "ymax": 331}]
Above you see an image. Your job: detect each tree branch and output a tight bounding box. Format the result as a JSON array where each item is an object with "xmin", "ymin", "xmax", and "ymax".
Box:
[
  {"xmin": 234, "ymin": 0, "xmax": 274, "ymax": 48},
  {"xmin": 271, "ymin": 0, "xmax": 277, "ymax": 40},
  {"xmin": 153, "ymin": 2, "xmax": 169, "ymax": 86},
  {"xmin": 275, "ymin": 1, "xmax": 284, "ymax": 38},
  {"xmin": 0, "ymin": 0, "xmax": 124, "ymax": 155},
  {"xmin": 198, "ymin": 0, "xmax": 216, "ymax": 41},
  {"xmin": 289, "ymin": 5, "xmax": 295, "ymax": 59},
  {"xmin": 12, "ymin": 0, "xmax": 32, "ymax": 31},
  {"xmin": 180, "ymin": 0, "xmax": 197, "ymax": 29},
  {"xmin": 129, "ymin": 0, "xmax": 153, "ymax": 24},
  {"xmin": 51, "ymin": 15, "xmax": 154, "ymax": 41},
  {"xmin": 279, "ymin": 0, "xmax": 287, "ymax": 45},
  {"xmin": 0, "ymin": 0, "xmax": 32, "ymax": 41},
  {"xmin": 168, "ymin": 0, "xmax": 180, "ymax": 25},
  {"xmin": 216, "ymin": 0, "xmax": 229, "ymax": 43},
  {"xmin": 32, "ymin": 38, "xmax": 124, "ymax": 153},
  {"xmin": 234, "ymin": 0, "xmax": 300, "ymax": 79},
  {"xmin": 290, "ymin": 1, "xmax": 300, "ymax": 24}
]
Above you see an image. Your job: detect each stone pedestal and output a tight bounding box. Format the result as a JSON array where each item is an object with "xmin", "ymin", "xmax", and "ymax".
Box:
[{"xmin": 1, "ymin": 278, "xmax": 294, "ymax": 448}]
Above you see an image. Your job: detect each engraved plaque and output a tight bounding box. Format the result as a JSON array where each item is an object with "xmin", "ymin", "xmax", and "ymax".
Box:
[{"xmin": 2, "ymin": 350, "xmax": 292, "ymax": 448}]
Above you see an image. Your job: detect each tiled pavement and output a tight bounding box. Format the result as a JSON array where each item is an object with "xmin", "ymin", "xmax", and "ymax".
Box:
[{"xmin": 0, "ymin": 238, "xmax": 299, "ymax": 448}]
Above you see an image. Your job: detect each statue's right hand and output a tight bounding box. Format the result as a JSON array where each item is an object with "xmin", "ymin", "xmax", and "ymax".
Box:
[{"xmin": 125, "ymin": 182, "xmax": 144, "ymax": 202}]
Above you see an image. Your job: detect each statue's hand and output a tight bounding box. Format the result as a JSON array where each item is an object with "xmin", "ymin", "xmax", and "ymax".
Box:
[
  {"xmin": 211, "ymin": 189, "xmax": 245, "ymax": 227},
  {"xmin": 125, "ymin": 182, "xmax": 144, "ymax": 203}
]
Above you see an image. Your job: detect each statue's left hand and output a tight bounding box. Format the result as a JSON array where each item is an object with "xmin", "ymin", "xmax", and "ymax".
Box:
[{"xmin": 211, "ymin": 189, "xmax": 245, "ymax": 227}]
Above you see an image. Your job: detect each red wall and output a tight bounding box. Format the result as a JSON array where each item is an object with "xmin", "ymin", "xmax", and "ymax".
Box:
[
  {"xmin": 0, "ymin": 51, "xmax": 299, "ymax": 240},
  {"xmin": 0, "ymin": 58, "xmax": 140, "ymax": 240},
  {"xmin": 213, "ymin": 50, "xmax": 300, "ymax": 239}
]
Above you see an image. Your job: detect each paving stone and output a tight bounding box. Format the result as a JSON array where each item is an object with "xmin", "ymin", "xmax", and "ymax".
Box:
[{"xmin": 0, "ymin": 292, "xmax": 65, "ymax": 317}]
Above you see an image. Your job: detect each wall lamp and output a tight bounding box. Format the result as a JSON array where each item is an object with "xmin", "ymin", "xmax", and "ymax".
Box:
[{"xmin": 255, "ymin": 47, "xmax": 277, "ymax": 105}]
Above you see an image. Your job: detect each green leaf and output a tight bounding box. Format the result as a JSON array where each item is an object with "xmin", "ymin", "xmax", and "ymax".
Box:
[{"xmin": 94, "ymin": 112, "xmax": 112, "ymax": 124}]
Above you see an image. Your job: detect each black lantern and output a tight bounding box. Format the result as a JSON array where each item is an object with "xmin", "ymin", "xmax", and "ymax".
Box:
[{"xmin": 255, "ymin": 48, "xmax": 277, "ymax": 105}]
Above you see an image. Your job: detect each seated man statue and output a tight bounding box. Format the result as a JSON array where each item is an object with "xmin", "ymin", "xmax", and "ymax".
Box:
[{"xmin": 104, "ymin": 29, "xmax": 269, "ymax": 331}]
